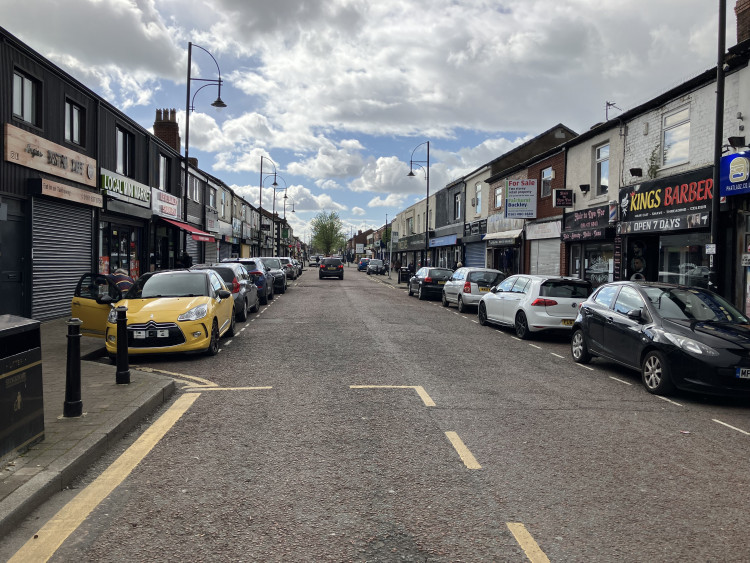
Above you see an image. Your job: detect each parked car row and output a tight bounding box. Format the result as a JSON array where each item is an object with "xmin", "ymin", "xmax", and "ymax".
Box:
[
  {"xmin": 406, "ymin": 267, "xmax": 750, "ymax": 399},
  {"xmin": 71, "ymin": 258, "xmax": 306, "ymax": 361}
]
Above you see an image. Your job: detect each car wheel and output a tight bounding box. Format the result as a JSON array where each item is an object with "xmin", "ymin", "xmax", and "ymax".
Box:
[
  {"xmin": 442, "ymin": 292, "xmax": 450, "ymax": 307},
  {"xmin": 514, "ymin": 311, "xmax": 530, "ymax": 339},
  {"xmin": 408, "ymin": 284, "xmax": 413, "ymax": 296},
  {"xmin": 319, "ymin": 273, "xmax": 323, "ymax": 279},
  {"xmin": 367, "ymin": 270, "xmax": 371, "ymax": 275},
  {"xmin": 457, "ymin": 295, "xmax": 466, "ymax": 313},
  {"xmin": 280, "ymin": 281, "xmax": 286, "ymax": 294},
  {"xmin": 571, "ymin": 329, "xmax": 591, "ymax": 363},
  {"xmin": 418, "ymin": 285, "xmax": 425, "ymax": 300},
  {"xmin": 641, "ymin": 350, "xmax": 675, "ymax": 395},
  {"xmin": 269, "ymin": 285, "xmax": 275, "ymax": 300},
  {"xmin": 339, "ymin": 274, "xmax": 344, "ymax": 280},
  {"xmin": 205, "ymin": 319, "xmax": 220, "ymax": 356},
  {"xmin": 478, "ymin": 302, "xmax": 488, "ymax": 326},
  {"xmin": 260, "ymin": 288, "xmax": 268, "ymax": 305},
  {"xmin": 227, "ymin": 312, "xmax": 237, "ymax": 337},
  {"xmin": 238, "ymin": 298, "xmax": 248, "ymax": 321}
]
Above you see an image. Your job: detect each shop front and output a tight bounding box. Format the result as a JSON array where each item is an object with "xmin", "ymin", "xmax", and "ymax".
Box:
[
  {"xmin": 462, "ymin": 219, "xmax": 487, "ymax": 268},
  {"xmin": 241, "ymin": 222, "xmax": 253, "ymax": 257},
  {"xmin": 151, "ymin": 187, "xmax": 183, "ymax": 270},
  {"xmin": 526, "ymin": 219, "xmax": 562, "ymax": 276},
  {"xmin": 397, "ymin": 233, "xmax": 426, "ymax": 271},
  {"xmin": 218, "ymin": 220, "xmax": 233, "ymax": 260},
  {"xmin": 617, "ymin": 166, "xmax": 714, "ymax": 286},
  {"xmin": 484, "ymin": 215, "xmax": 523, "ymax": 274},
  {"xmin": 99, "ymin": 169, "xmax": 151, "ymax": 279},
  {"xmin": 204, "ymin": 207, "xmax": 220, "ymax": 263},
  {"xmin": 430, "ymin": 234, "xmax": 460, "ymax": 269},
  {"xmin": 562, "ymin": 203, "xmax": 617, "ymax": 287}
]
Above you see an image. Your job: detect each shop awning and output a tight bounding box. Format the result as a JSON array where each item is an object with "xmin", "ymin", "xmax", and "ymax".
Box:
[
  {"xmin": 161, "ymin": 218, "xmax": 216, "ymax": 242},
  {"xmin": 483, "ymin": 228, "xmax": 522, "ymax": 241}
]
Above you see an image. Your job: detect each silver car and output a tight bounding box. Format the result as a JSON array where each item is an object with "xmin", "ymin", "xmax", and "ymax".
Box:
[{"xmin": 442, "ymin": 267, "xmax": 506, "ymax": 312}]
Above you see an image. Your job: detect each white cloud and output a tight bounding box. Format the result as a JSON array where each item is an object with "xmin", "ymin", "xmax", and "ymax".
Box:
[{"xmin": 351, "ymin": 207, "xmax": 366, "ymax": 216}]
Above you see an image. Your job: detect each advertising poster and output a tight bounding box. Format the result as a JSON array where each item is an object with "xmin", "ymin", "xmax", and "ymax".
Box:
[{"xmin": 505, "ymin": 179, "xmax": 537, "ymax": 219}]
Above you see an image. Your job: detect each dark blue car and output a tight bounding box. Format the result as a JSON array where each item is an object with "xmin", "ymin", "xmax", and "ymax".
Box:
[{"xmin": 222, "ymin": 258, "xmax": 274, "ymax": 304}]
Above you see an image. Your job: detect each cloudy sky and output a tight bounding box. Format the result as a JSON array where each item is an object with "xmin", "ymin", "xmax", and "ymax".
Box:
[{"xmin": 1, "ymin": 0, "xmax": 738, "ymax": 239}]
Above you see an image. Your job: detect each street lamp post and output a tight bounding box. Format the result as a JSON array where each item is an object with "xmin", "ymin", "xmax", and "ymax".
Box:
[
  {"xmin": 268, "ymin": 173, "xmax": 288, "ymax": 256},
  {"xmin": 258, "ymin": 156, "xmax": 277, "ymax": 255},
  {"xmin": 184, "ymin": 42, "xmax": 226, "ymax": 246},
  {"xmin": 407, "ymin": 141, "xmax": 430, "ymax": 267}
]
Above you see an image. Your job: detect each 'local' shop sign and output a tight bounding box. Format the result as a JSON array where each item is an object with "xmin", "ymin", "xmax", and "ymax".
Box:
[
  {"xmin": 720, "ymin": 151, "xmax": 750, "ymax": 197},
  {"xmin": 101, "ymin": 168, "xmax": 151, "ymax": 208}
]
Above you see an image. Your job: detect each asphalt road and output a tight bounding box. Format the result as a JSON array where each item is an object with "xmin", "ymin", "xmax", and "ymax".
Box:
[{"xmin": 4, "ymin": 267, "xmax": 750, "ymax": 561}]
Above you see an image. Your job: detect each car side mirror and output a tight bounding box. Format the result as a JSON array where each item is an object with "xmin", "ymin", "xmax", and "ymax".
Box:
[
  {"xmin": 627, "ymin": 308, "xmax": 644, "ymax": 322},
  {"xmin": 96, "ymin": 295, "xmax": 116, "ymax": 305},
  {"xmin": 218, "ymin": 289, "xmax": 231, "ymax": 299}
]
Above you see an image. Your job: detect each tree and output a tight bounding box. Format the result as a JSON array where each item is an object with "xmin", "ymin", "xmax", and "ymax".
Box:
[{"xmin": 310, "ymin": 211, "xmax": 346, "ymax": 256}]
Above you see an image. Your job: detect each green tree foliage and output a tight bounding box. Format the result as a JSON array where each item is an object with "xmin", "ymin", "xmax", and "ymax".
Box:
[{"xmin": 311, "ymin": 211, "xmax": 346, "ymax": 255}]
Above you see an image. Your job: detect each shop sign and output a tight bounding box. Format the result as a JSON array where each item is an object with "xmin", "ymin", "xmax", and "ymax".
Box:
[
  {"xmin": 242, "ymin": 222, "xmax": 252, "ymax": 239},
  {"xmin": 526, "ymin": 220, "xmax": 560, "ymax": 240},
  {"xmin": 505, "ymin": 179, "xmax": 537, "ymax": 219},
  {"xmin": 741, "ymin": 254, "xmax": 750, "ymax": 266},
  {"xmin": 31, "ymin": 178, "xmax": 102, "ymax": 207},
  {"xmin": 151, "ymin": 187, "xmax": 181, "ymax": 219},
  {"xmin": 618, "ymin": 212, "xmax": 709, "ymax": 234},
  {"xmin": 232, "ymin": 218, "xmax": 242, "ymax": 237},
  {"xmin": 561, "ymin": 205, "xmax": 612, "ymax": 241},
  {"xmin": 553, "ymin": 189, "xmax": 573, "ymax": 208},
  {"xmin": 429, "ymin": 234, "xmax": 458, "ymax": 248},
  {"xmin": 5, "ymin": 123, "xmax": 97, "ymax": 187},
  {"xmin": 720, "ymin": 152, "xmax": 750, "ymax": 197},
  {"xmin": 206, "ymin": 208, "xmax": 219, "ymax": 232},
  {"xmin": 463, "ymin": 219, "xmax": 488, "ymax": 237},
  {"xmin": 101, "ymin": 169, "xmax": 151, "ymax": 208},
  {"xmin": 224, "ymin": 235, "xmax": 239, "ymax": 244}
]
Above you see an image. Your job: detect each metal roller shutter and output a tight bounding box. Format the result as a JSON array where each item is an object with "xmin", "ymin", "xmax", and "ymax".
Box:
[
  {"xmin": 464, "ymin": 242, "xmax": 486, "ymax": 268},
  {"xmin": 219, "ymin": 242, "xmax": 232, "ymax": 261},
  {"xmin": 204, "ymin": 240, "xmax": 218, "ymax": 264},
  {"xmin": 529, "ymin": 239, "xmax": 560, "ymax": 275},
  {"xmin": 32, "ymin": 198, "xmax": 93, "ymax": 321},
  {"xmin": 185, "ymin": 235, "xmax": 199, "ymax": 265}
]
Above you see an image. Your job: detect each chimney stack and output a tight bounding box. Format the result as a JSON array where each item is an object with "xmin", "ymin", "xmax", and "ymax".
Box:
[
  {"xmin": 153, "ymin": 108, "xmax": 181, "ymax": 153},
  {"xmin": 737, "ymin": 0, "xmax": 750, "ymax": 43}
]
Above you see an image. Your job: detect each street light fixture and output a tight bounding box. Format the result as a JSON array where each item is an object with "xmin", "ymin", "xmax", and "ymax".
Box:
[
  {"xmin": 184, "ymin": 42, "xmax": 225, "ymax": 231},
  {"xmin": 258, "ymin": 155, "xmax": 277, "ymax": 254},
  {"xmin": 266, "ymin": 173, "xmax": 288, "ymax": 256},
  {"xmin": 407, "ymin": 141, "xmax": 430, "ymax": 267}
]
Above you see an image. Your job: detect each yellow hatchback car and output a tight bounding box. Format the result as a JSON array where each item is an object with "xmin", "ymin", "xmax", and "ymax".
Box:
[{"xmin": 71, "ymin": 269, "xmax": 235, "ymax": 359}]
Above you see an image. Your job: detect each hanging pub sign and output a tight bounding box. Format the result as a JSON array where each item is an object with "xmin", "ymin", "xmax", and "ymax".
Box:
[
  {"xmin": 553, "ymin": 189, "xmax": 574, "ymax": 208},
  {"xmin": 617, "ymin": 166, "xmax": 713, "ymax": 234}
]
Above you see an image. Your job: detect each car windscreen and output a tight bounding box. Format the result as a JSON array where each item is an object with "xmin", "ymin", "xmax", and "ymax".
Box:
[
  {"xmin": 126, "ymin": 273, "xmax": 208, "ymax": 299},
  {"xmin": 468, "ymin": 271, "xmax": 505, "ymax": 286},
  {"xmin": 263, "ymin": 258, "xmax": 281, "ymax": 268},
  {"xmin": 539, "ymin": 280, "xmax": 591, "ymax": 298},
  {"xmin": 642, "ymin": 287, "xmax": 749, "ymax": 323}
]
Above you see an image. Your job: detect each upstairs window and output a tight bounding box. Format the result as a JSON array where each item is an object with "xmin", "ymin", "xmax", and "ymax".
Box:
[
  {"xmin": 209, "ymin": 188, "xmax": 216, "ymax": 209},
  {"xmin": 220, "ymin": 191, "xmax": 226, "ymax": 216},
  {"xmin": 13, "ymin": 70, "xmax": 40, "ymax": 126},
  {"xmin": 475, "ymin": 183, "xmax": 482, "ymax": 214},
  {"xmin": 65, "ymin": 100, "xmax": 84, "ymax": 146},
  {"xmin": 595, "ymin": 144, "xmax": 609, "ymax": 196},
  {"xmin": 157, "ymin": 154, "xmax": 169, "ymax": 191},
  {"xmin": 662, "ymin": 107, "xmax": 690, "ymax": 168},
  {"xmin": 494, "ymin": 185, "xmax": 503, "ymax": 208},
  {"xmin": 116, "ymin": 126, "xmax": 134, "ymax": 177},
  {"xmin": 541, "ymin": 167, "xmax": 553, "ymax": 198},
  {"xmin": 454, "ymin": 193, "xmax": 461, "ymax": 220}
]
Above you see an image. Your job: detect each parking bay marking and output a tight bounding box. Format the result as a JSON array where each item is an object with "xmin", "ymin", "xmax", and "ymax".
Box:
[
  {"xmin": 609, "ymin": 376, "xmax": 632, "ymax": 386},
  {"xmin": 713, "ymin": 418, "xmax": 750, "ymax": 436},
  {"xmin": 506, "ymin": 523, "xmax": 550, "ymax": 563},
  {"xmin": 444, "ymin": 431, "xmax": 481, "ymax": 469},
  {"xmin": 9, "ymin": 393, "xmax": 201, "ymax": 563},
  {"xmin": 350, "ymin": 385, "xmax": 435, "ymax": 407}
]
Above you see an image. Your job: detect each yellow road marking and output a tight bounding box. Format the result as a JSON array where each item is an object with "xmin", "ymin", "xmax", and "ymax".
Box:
[
  {"xmin": 506, "ymin": 523, "xmax": 550, "ymax": 563},
  {"xmin": 9, "ymin": 393, "xmax": 200, "ymax": 563},
  {"xmin": 350, "ymin": 385, "xmax": 435, "ymax": 407},
  {"xmin": 184, "ymin": 386, "xmax": 272, "ymax": 391},
  {"xmin": 444, "ymin": 431, "xmax": 481, "ymax": 469},
  {"xmin": 133, "ymin": 366, "xmax": 217, "ymax": 387}
]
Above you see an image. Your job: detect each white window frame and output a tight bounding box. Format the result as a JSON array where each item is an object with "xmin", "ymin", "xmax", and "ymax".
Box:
[
  {"xmin": 157, "ymin": 154, "xmax": 168, "ymax": 191},
  {"xmin": 454, "ymin": 193, "xmax": 461, "ymax": 220},
  {"xmin": 541, "ymin": 167, "xmax": 553, "ymax": 198},
  {"xmin": 662, "ymin": 106, "xmax": 690, "ymax": 168},
  {"xmin": 475, "ymin": 183, "xmax": 482, "ymax": 214},
  {"xmin": 595, "ymin": 143, "xmax": 610, "ymax": 196},
  {"xmin": 494, "ymin": 185, "xmax": 503, "ymax": 209}
]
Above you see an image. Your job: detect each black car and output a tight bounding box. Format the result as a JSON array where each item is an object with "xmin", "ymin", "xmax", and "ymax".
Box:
[
  {"xmin": 319, "ymin": 257, "xmax": 344, "ymax": 279},
  {"xmin": 254, "ymin": 256, "xmax": 287, "ymax": 293},
  {"xmin": 571, "ymin": 281, "xmax": 750, "ymax": 397},
  {"xmin": 192, "ymin": 263, "xmax": 259, "ymax": 321},
  {"xmin": 408, "ymin": 267, "xmax": 454, "ymax": 300},
  {"xmin": 222, "ymin": 258, "xmax": 274, "ymax": 304}
]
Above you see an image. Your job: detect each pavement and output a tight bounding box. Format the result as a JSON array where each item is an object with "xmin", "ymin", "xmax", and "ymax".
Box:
[{"xmin": 0, "ymin": 317, "xmax": 175, "ymax": 536}]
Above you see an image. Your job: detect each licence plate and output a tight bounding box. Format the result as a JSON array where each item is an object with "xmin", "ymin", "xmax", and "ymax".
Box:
[
  {"xmin": 479, "ymin": 287, "xmax": 489, "ymax": 292},
  {"xmin": 736, "ymin": 367, "xmax": 750, "ymax": 379},
  {"xmin": 327, "ymin": 267, "xmax": 336, "ymax": 270},
  {"xmin": 561, "ymin": 319, "xmax": 574, "ymax": 326},
  {"xmin": 438, "ymin": 281, "xmax": 446, "ymax": 285},
  {"xmin": 134, "ymin": 329, "xmax": 168, "ymax": 339}
]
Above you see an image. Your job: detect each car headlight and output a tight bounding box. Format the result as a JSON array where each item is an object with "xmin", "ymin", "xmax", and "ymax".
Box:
[
  {"xmin": 107, "ymin": 308, "xmax": 118, "ymax": 324},
  {"xmin": 178, "ymin": 304, "xmax": 208, "ymax": 322},
  {"xmin": 663, "ymin": 332, "xmax": 720, "ymax": 357}
]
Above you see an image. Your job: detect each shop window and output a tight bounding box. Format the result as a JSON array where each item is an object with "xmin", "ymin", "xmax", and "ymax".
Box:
[
  {"xmin": 584, "ymin": 244, "xmax": 614, "ymax": 287},
  {"xmin": 595, "ymin": 144, "xmax": 609, "ymax": 195},
  {"xmin": 662, "ymin": 107, "xmax": 690, "ymax": 168},
  {"xmin": 116, "ymin": 126, "xmax": 134, "ymax": 177},
  {"xmin": 13, "ymin": 70, "xmax": 40, "ymax": 126},
  {"xmin": 65, "ymin": 100, "xmax": 84, "ymax": 146},
  {"xmin": 541, "ymin": 167, "xmax": 553, "ymax": 198},
  {"xmin": 157, "ymin": 154, "xmax": 169, "ymax": 191},
  {"xmin": 658, "ymin": 233, "xmax": 711, "ymax": 288}
]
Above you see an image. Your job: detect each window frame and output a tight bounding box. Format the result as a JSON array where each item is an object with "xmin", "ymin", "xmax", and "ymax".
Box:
[
  {"xmin": 454, "ymin": 192, "xmax": 461, "ymax": 220},
  {"xmin": 475, "ymin": 182, "xmax": 482, "ymax": 214},
  {"xmin": 13, "ymin": 69, "xmax": 40, "ymax": 126},
  {"xmin": 541, "ymin": 167, "xmax": 553, "ymax": 198},
  {"xmin": 595, "ymin": 143, "xmax": 610, "ymax": 196},
  {"xmin": 157, "ymin": 154, "xmax": 169, "ymax": 192},
  {"xmin": 115, "ymin": 125, "xmax": 135, "ymax": 177},
  {"xmin": 494, "ymin": 185, "xmax": 503, "ymax": 209},
  {"xmin": 64, "ymin": 99, "xmax": 84, "ymax": 146},
  {"xmin": 662, "ymin": 106, "xmax": 690, "ymax": 168}
]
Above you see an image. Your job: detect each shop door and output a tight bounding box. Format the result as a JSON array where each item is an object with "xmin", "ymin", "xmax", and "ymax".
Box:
[
  {"xmin": 32, "ymin": 198, "xmax": 93, "ymax": 321},
  {"xmin": 0, "ymin": 213, "xmax": 25, "ymax": 316}
]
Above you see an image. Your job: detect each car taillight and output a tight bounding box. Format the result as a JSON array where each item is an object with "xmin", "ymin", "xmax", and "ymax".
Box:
[
  {"xmin": 425, "ymin": 277, "xmax": 433, "ymax": 283},
  {"xmin": 320, "ymin": 264, "xmax": 325, "ymax": 269},
  {"xmin": 232, "ymin": 277, "xmax": 240, "ymax": 293},
  {"xmin": 463, "ymin": 281, "xmax": 471, "ymax": 293},
  {"xmin": 339, "ymin": 264, "xmax": 344, "ymax": 269},
  {"xmin": 250, "ymin": 271, "xmax": 264, "ymax": 283},
  {"xmin": 531, "ymin": 298, "xmax": 558, "ymax": 307}
]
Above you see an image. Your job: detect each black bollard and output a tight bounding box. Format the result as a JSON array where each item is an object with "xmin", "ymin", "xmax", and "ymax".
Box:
[
  {"xmin": 115, "ymin": 305, "xmax": 130, "ymax": 385},
  {"xmin": 63, "ymin": 318, "xmax": 83, "ymax": 417}
]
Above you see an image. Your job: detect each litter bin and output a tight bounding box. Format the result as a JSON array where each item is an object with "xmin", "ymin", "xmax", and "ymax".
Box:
[
  {"xmin": 0, "ymin": 315, "xmax": 44, "ymax": 459},
  {"xmin": 399, "ymin": 267, "xmax": 411, "ymax": 284}
]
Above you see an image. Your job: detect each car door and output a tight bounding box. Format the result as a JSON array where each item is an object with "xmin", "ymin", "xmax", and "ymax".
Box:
[
  {"xmin": 70, "ymin": 273, "xmax": 122, "ymax": 337},
  {"xmin": 445, "ymin": 268, "xmax": 464, "ymax": 303},
  {"xmin": 606, "ymin": 285, "xmax": 649, "ymax": 368},
  {"xmin": 485, "ymin": 276, "xmax": 517, "ymax": 322},
  {"xmin": 583, "ymin": 285, "xmax": 620, "ymax": 357},
  {"xmin": 210, "ymin": 272, "xmax": 234, "ymax": 334},
  {"xmin": 501, "ymin": 276, "xmax": 531, "ymax": 325}
]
